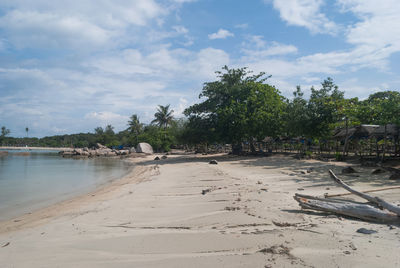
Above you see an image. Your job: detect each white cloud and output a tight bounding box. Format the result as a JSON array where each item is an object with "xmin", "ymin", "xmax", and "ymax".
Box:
[
  {"xmin": 235, "ymin": 23, "xmax": 248, "ymax": 29},
  {"xmin": 0, "ymin": 43, "xmax": 230, "ymax": 136},
  {"xmin": 339, "ymin": 0, "xmax": 400, "ymax": 61},
  {"xmin": 173, "ymin": 25, "xmax": 189, "ymax": 34},
  {"xmin": 194, "ymin": 48, "xmax": 230, "ymax": 79},
  {"xmin": 208, "ymin": 29, "xmax": 234, "ymax": 40},
  {"xmin": 174, "ymin": 97, "xmax": 189, "ymax": 116},
  {"xmin": 268, "ymin": 0, "xmax": 338, "ymax": 34},
  {"xmin": 85, "ymin": 111, "xmax": 129, "ymax": 124},
  {"xmin": 171, "ymin": 0, "xmax": 197, "ymax": 2},
  {"xmin": 0, "ymin": 0, "xmax": 163, "ymax": 49},
  {"xmin": 242, "ymin": 36, "xmax": 298, "ymax": 59},
  {"xmin": 0, "ymin": 10, "xmax": 110, "ymax": 49}
]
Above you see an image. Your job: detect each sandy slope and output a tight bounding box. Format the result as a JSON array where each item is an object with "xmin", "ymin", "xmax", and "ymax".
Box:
[{"xmin": 0, "ymin": 154, "xmax": 400, "ymax": 267}]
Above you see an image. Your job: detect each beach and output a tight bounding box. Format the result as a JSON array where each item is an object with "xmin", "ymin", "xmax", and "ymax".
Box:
[{"xmin": 1, "ymin": 153, "xmax": 399, "ymax": 267}]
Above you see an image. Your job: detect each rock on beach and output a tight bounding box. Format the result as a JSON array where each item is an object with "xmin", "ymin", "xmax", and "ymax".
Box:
[{"xmin": 136, "ymin": 143, "xmax": 153, "ymax": 154}]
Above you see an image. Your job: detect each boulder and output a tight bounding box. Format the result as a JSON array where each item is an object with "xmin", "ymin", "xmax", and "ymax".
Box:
[
  {"xmin": 80, "ymin": 151, "xmax": 90, "ymax": 156},
  {"xmin": 119, "ymin": 150, "xmax": 129, "ymax": 155},
  {"xmin": 62, "ymin": 151, "xmax": 74, "ymax": 157},
  {"xmin": 97, "ymin": 149, "xmax": 112, "ymax": 156},
  {"xmin": 74, "ymin": 148, "xmax": 83, "ymax": 155},
  {"xmin": 356, "ymin": 228, "xmax": 377, "ymax": 234},
  {"xmin": 161, "ymin": 155, "xmax": 167, "ymax": 159},
  {"xmin": 389, "ymin": 173, "xmax": 400, "ymax": 180},
  {"xmin": 342, "ymin": 166, "xmax": 357, "ymax": 174},
  {"xmin": 371, "ymin": 168, "xmax": 386, "ymax": 175},
  {"xmin": 209, "ymin": 160, "xmax": 218, "ymax": 165},
  {"xmin": 95, "ymin": 143, "xmax": 108, "ymax": 149},
  {"xmin": 136, "ymin": 143, "xmax": 153, "ymax": 154},
  {"xmin": 154, "ymin": 156, "xmax": 160, "ymax": 160},
  {"xmin": 129, "ymin": 148, "xmax": 136, "ymax": 153},
  {"xmin": 106, "ymin": 151, "xmax": 117, "ymax": 157}
]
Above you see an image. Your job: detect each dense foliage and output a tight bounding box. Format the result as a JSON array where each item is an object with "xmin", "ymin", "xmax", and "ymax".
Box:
[
  {"xmin": 184, "ymin": 66, "xmax": 286, "ymax": 151},
  {"xmin": 1, "ymin": 66, "xmax": 399, "ymax": 152}
]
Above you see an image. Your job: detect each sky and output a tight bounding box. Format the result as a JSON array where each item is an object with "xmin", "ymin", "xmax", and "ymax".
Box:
[{"xmin": 1, "ymin": 0, "xmax": 400, "ymax": 137}]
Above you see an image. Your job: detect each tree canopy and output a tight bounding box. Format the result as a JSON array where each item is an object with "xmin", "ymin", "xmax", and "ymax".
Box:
[
  {"xmin": 152, "ymin": 104, "xmax": 174, "ymax": 129},
  {"xmin": 184, "ymin": 66, "xmax": 286, "ymax": 146}
]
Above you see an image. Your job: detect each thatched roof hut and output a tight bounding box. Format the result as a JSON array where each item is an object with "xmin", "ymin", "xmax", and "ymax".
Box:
[
  {"xmin": 371, "ymin": 124, "xmax": 399, "ymax": 139},
  {"xmin": 333, "ymin": 124, "xmax": 399, "ymax": 140}
]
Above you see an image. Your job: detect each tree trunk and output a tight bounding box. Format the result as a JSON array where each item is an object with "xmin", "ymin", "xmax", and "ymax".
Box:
[
  {"xmin": 232, "ymin": 142, "xmax": 243, "ymax": 155},
  {"xmin": 293, "ymin": 170, "xmax": 400, "ymax": 223},
  {"xmin": 382, "ymin": 124, "xmax": 387, "ymax": 162},
  {"xmin": 294, "ymin": 193, "xmax": 399, "ymax": 223},
  {"xmin": 328, "ymin": 170, "xmax": 400, "ymax": 215},
  {"xmin": 342, "ymin": 116, "xmax": 349, "ymax": 157},
  {"xmin": 250, "ymin": 140, "xmax": 256, "ymax": 153}
]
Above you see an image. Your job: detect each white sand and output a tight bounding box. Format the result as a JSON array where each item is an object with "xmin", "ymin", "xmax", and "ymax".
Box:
[{"xmin": 1, "ymin": 154, "xmax": 399, "ymax": 267}]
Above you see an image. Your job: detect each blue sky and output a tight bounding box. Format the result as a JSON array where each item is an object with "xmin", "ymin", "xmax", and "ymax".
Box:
[{"xmin": 1, "ymin": 0, "xmax": 399, "ymax": 137}]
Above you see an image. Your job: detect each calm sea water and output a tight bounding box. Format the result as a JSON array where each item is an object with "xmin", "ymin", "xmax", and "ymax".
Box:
[{"xmin": 0, "ymin": 150, "xmax": 132, "ymax": 221}]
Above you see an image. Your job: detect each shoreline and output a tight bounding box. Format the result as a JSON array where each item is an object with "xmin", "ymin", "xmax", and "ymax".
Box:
[
  {"xmin": 0, "ymin": 146, "xmax": 72, "ymax": 151},
  {"xmin": 1, "ymin": 153, "xmax": 399, "ymax": 267},
  {"xmin": 0, "ymin": 155, "xmax": 151, "ymax": 234}
]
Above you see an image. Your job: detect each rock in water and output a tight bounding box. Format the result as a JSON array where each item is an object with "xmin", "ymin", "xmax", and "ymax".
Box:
[
  {"xmin": 136, "ymin": 143, "xmax": 153, "ymax": 154},
  {"xmin": 154, "ymin": 156, "xmax": 160, "ymax": 160},
  {"xmin": 74, "ymin": 148, "xmax": 83, "ymax": 155},
  {"xmin": 209, "ymin": 160, "xmax": 218, "ymax": 165},
  {"xmin": 119, "ymin": 150, "xmax": 129, "ymax": 155},
  {"xmin": 161, "ymin": 155, "xmax": 167, "ymax": 159},
  {"xmin": 342, "ymin": 166, "xmax": 357, "ymax": 174}
]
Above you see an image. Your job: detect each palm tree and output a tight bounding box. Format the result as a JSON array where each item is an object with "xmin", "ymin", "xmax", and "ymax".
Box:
[
  {"xmin": 25, "ymin": 127, "xmax": 29, "ymax": 137},
  {"xmin": 128, "ymin": 114, "xmax": 143, "ymax": 134},
  {"xmin": 128, "ymin": 114, "xmax": 143, "ymax": 144},
  {"xmin": 152, "ymin": 105, "xmax": 174, "ymax": 130},
  {"xmin": 1, "ymin": 126, "xmax": 10, "ymax": 137}
]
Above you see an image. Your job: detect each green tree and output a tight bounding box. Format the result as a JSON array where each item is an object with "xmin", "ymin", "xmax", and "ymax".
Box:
[
  {"xmin": 152, "ymin": 105, "xmax": 174, "ymax": 130},
  {"xmin": 285, "ymin": 86, "xmax": 308, "ymax": 138},
  {"xmin": 305, "ymin": 77, "xmax": 345, "ymax": 139},
  {"xmin": 138, "ymin": 125, "xmax": 173, "ymax": 152},
  {"xmin": 184, "ymin": 66, "xmax": 285, "ymax": 153},
  {"xmin": 0, "ymin": 126, "xmax": 10, "ymax": 145},
  {"xmin": 357, "ymin": 91, "xmax": 400, "ymax": 160},
  {"xmin": 94, "ymin": 127, "xmax": 104, "ymax": 135},
  {"xmin": 104, "ymin": 125, "xmax": 118, "ymax": 147},
  {"xmin": 1, "ymin": 126, "xmax": 10, "ymax": 137},
  {"xmin": 357, "ymin": 91, "xmax": 400, "ymax": 125},
  {"xmin": 104, "ymin": 125, "xmax": 115, "ymax": 135},
  {"xmin": 127, "ymin": 114, "xmax": 143, "ymax": 145}
]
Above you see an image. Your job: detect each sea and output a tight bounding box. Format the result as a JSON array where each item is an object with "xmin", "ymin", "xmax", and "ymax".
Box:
[{"xmin": 0, "ymin": 149, "xmax": 132, "ymax": 221}]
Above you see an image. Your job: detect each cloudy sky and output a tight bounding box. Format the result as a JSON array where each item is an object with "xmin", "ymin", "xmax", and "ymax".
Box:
[{"xmin": 1, "ymin": 0, "xmax": 400, "ymax": 137}]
